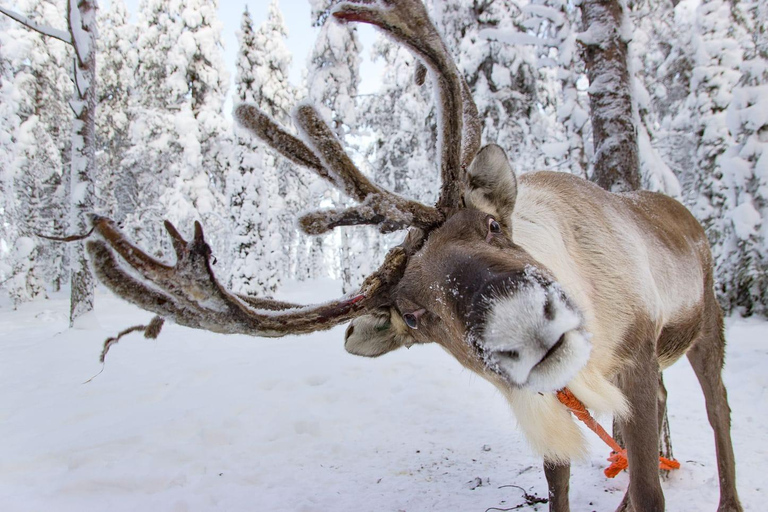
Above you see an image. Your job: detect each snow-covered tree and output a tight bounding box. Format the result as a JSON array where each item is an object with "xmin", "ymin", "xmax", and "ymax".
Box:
[
  {"xmin": 120, "ymin": 0, "xmax": 182, "ymax": 255},
  {"xmin": 0, "ymin": 15, "xmax": 18, "ymax": 291},
  {"xmin": 359, "ymin": 37, "xmax": 436, "ymax": 269},
  {"xmin": 306, "ymin": 1, "xmax": 367, "ymax": 291},
  {"xmin": 0, "ymin": 0, "xmax": 73, "ymax": 304},
  {"xmin": 96, "ymin": 0, "xmax": 137, "ymax": 221},
  {"xmin": 434, "ymin": 0, "xmax": 554, "ymax": 172},
  {"xmin": 65, "ymin": 0, "xmax": 99, "ymax": 325},
  {"xmin": 0, "ymin": 0, "xmax": 99, "ymax": 323},
  {"xmin": 525, "ymin": 0, "xmax": 592, "ymax": 178},
  {"xmin": 681, "ymin": 0, "xmax": 767, "ymax": 316},
  {"xmin": 626, "ymin": 0, "xmax": 684, "ymax": 195},
  {"xmin": 228, "ymin": 6, "xmax": 284, "ymax": 295},
  {"xmin": 124, "ymin": 0, "xmax": 229, "ymax": 262}
]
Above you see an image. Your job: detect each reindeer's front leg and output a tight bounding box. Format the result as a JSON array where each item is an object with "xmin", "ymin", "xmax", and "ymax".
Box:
[
  {"xmin": 615, "ymin": 327, "xmax": 665, "ymax": 512},
  {"xmin": 544, "ymin": 460, "xmax": 571, "ymax": 512}
]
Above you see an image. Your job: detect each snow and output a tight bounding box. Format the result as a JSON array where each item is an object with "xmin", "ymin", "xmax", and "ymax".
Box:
[
  {"xmin": 0, "ymin": 283, "xmax": 765, "ymax": 511},
  {"xmin": 729, "ymin": 200, "xmax": 761, "ymax": 240}
]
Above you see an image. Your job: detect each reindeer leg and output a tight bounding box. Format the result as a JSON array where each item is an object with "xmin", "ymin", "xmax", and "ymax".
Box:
[
  {"xmin": 543, "ymin": 459, "xmax": 570, "ymax": 512},
  {"xmin": 615, "ymin": 324, "xmax": 664, "ymax": 512},
  {"xmin": 686, "ymin": 302, "xmax": 742, "ymax": 512}
]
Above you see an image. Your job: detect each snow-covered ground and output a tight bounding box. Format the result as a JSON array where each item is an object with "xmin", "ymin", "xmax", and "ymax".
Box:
[{"xmin": 0, "ymin": 281, "xmax": 765, "ymax": 511}]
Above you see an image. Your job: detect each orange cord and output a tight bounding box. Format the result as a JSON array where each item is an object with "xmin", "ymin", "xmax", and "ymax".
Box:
[{"xmin": 556, "ymin": 388, "xmax": 680, "ymax": 478}]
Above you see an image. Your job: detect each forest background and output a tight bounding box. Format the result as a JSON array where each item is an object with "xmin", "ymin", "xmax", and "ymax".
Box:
[{"xmin": 0, "ymin": 0, "xmax": 766, "ymax": 321}]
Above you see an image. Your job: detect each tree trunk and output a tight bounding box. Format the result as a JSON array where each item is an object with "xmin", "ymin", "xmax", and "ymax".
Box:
[
  {"xmin": 579, "ymin": 0, "xmax": 672, "ymax": 471},
  {"xmin": 67, "ymin": 0, "xmax": 97, "ymax": 326},
  {"xmin": 580, "ymin": 0, "xmax": 640, "ymax": 193}
]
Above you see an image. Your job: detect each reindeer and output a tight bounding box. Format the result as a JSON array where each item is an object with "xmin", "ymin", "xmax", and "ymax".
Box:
[{"xmin": 85, "ymin": 1, "xmax": 742, "ymax": 511}]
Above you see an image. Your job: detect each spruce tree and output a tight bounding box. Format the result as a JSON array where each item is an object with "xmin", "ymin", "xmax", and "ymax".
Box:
[
  {"xmin": 1, "ymin": 0, "xmax": 72, "ymax": 303},
  {"xmin": 125, "ymin": 0, "xmax": 230, "ymax": 261},
  {"xmin": 686, "ymin": 0, "xmax": 766, "ymax": 315},
  {"xmin": 96, "ymin": 0, "xmax": 137, "ymax": 222},
  {"xmin": 248, "ymin": 0, "xmax": 301, "ymax": 287},
  {"xmin": 308, "ymin": 0, "xmax": 366, "ymax": 291},
  {"xmin": 228, "ymin": 6, "xmax": 282, "ymax": 295}
]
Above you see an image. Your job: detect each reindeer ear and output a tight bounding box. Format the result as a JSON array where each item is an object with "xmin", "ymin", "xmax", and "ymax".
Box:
[
  {"xmin": 344, "ymin": 309, "xmax": 410, "ymax": 358},
  {"xmin": 464, "ymin": 144, "xmax": 517, "ymax": 226}
]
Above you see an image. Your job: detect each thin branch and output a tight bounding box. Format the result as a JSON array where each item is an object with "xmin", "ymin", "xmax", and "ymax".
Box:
[
  {"xmin": 36, "ymin": 225, "xmax": 95, "ymax": 242},
  {"xmin": 0, "ymin": 5, "xmax": 72, "ymax": 45}
]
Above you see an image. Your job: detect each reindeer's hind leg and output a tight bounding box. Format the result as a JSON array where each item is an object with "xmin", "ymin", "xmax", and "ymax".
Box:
[
  {"xmin": 543, "ymin": 460, "xmax": 570, "ymax": 512},
  {"xmin": 686, "ymin": 300, "xmax": 742, "ymax": 512}
]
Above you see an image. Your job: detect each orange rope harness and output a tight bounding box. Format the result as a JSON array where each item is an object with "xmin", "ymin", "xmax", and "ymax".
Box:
[{"xmin": 555, "ymin": 388, "xmax": 680, "ymax": 478}]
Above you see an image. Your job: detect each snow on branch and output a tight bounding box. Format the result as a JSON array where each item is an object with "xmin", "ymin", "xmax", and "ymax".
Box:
[{"xmin": 0, "ymin": 5, "xmax": 72, "ymax": 45}]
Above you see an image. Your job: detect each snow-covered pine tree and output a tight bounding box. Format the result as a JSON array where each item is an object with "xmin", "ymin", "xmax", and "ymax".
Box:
[
  {"xmin": 0, "ymin": 0, "xmax": 99, "ymax": 322},
  {"xmin": 0, "ymin": 14, "xmax": 18, "ymax": 293},
  {"xmin": 121, "ymin": 0, "xmax": 185, "ymax": 256},
  {"xmin": 158, "ymin": 0, "xmax": 230, "ymax": 262},
  {"xmin": 684, "ymin": 0, "xmax": 767, "ymax": 316},
  {"xmin": 228, "ymin": 6, "xmax": 282, "ymax": 295},
  {"xmin": 0, "ymin": 14, "xmax": 44, "ymax": 304},
  {"xmin": 124, "ymin": 0, "xmax": 229, "ymax": 263},
  {"xmin": 96, "ymin": 0, "xmax": 137, "ymax": 222},
  {"xmin": 525, "ymin": 0, "xmax": 592, "ymax": 178},
  {"xmin": 432, "ymin": 0, "xmax": 552, "ymax": 173},
  {"xmin": 359, "ymin": 36, "xmax": 436, "ymax": 266},
  {"xmin": 362, "ymin": 38, "xmax": 436, "ymax": 201},
  {"xmin": 176, "ymin": 0, "xmax": 231, "ymax": 205},
  {"xmin": 232, "ymin": 0, "xmax": 302, "ymax": 292},
  {"xmin": 0, "ymin": 0, "xmax": 73, "ymax": 304},
  {"xmin": 623, "ymin": 0, "xmax": 683, "ymax": 196},
  {"xmin": 307, "ymin": 0, "xmax": 364, "ymax": 291}
]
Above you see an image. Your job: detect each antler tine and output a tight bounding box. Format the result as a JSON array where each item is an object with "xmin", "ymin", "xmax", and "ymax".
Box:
[
  {"xmin": 460, "ymin": 79, "xmax": 481, "ymax": 170},
  {"xmin": 236, "ymin": 103, "xmax": 443, "ymax": 235},
  {"xmin": 234, "ymin": 104, "xmax": 333, "ymax": 183},
  {"xmin": 88, "ymin": 217, "xmax": 409, "ymax": 337},
  {"xmin": 293, "ymin": 104, "xmax": 443, "ymax": 232},
  {"xmin": 412, "ymin": 58, "xmax": 481, "ymax": 171},
  {"xmin": 333, "ymin": 0, "xmax": 475, "ymax": 209},
  {"xmin": 293, "ymin": 103, "xmax": 379, "ymax": 202}
]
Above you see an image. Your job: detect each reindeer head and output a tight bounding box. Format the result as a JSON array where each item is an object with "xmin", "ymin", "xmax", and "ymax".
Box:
[
  {"xmin": 86, "ymin": 0, "xmax": 590, "ymax": 394},
  {"xmin": 344, "ymin": 145, "xmax": 591, "ymax": 392}
]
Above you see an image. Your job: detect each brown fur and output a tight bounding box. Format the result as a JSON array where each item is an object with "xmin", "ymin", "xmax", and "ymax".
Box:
[{"xmin": 344, "ymin": 150, "xmax": 742, "ymax": 511}]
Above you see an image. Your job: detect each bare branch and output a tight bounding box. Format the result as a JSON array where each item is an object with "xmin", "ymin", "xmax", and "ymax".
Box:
[{"xmin": 0, "ymin": 5, "xmax": 72, "ymax": 45}]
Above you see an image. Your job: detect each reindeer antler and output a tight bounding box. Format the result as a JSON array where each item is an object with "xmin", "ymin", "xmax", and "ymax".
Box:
[
  {"xmin": 87, "ymin": 216, "xmax": 407, "ymax": 336},
  {"xmin": 89, "ymin": 0, "xmax": 480, "ymax": 338},
  {"xmin": 333, "ymin": 0, "xmax": 480, "ymax": 208}
]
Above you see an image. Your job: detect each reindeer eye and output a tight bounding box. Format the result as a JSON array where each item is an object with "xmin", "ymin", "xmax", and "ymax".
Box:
[
  {"xmin": 488, "ymin": 218, "xmax": 501, "ymax": 234},
  {"xmin": 403, "ymin": 313, "xmax": 419, "ymax": 329}
]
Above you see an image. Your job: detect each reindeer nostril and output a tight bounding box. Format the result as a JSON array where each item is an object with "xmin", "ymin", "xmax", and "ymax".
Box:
[
  {"xmin": 345, "ymin": 325, "xmax": 355, "ymax": 339},
  {"xmin": 543, "ymin": 295, "xmax": 555, "ymax": 321},
  {"xmin": 498, "ymin": 350, "xmax": 520, "ymax": 361}
]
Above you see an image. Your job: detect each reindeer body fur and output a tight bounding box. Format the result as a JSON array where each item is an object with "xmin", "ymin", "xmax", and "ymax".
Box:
[{"xmin": 499, "ymin": 172, "xmax": 709, "ymax": 462}]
